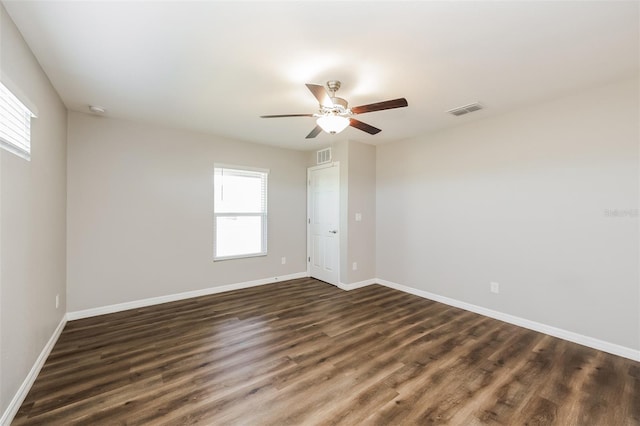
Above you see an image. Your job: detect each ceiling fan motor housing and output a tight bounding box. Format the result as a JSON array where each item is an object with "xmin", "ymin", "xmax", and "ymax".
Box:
[{"xmin": 329, "ymin": 97, "xmax": 348, "ymax": 113}]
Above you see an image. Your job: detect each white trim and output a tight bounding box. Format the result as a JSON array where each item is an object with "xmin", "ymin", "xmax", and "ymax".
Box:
[
  {"xmin": 337, "ymin": 278, "xmax": 376, "ymax": 291},
  {"xmin": 376, "ymin": 278, "xmax": 640, "ymax": 362},
  {"xmin": 213, "ymin": 163, "xmax": 269, "ymax": 174},
  {"xmin": 307, "ymin": 161, "xmax": 339, "ymax": 173},
  {"xmin": 213, "ymin": 251, "xmax": 267, "ymax": 262},
  {"xmin": 0, "ymin": 73, "xmax": 39, "ymax": 117},
  {"xmin": 0, "ymin": 140, "xmax": 30, "ymax": 161},
  {"xmin": 1, "ymin": 315, "xmax": 67, "ymax": 426},
  {"xmin": 67, "ymin": 272, "xmax": 308, "ymax": 321}
]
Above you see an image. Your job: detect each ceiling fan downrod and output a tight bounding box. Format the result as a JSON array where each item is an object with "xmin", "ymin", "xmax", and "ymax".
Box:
[{"xmin": 325, "ymin": 80, "xmax": 348, "ymax": 113}]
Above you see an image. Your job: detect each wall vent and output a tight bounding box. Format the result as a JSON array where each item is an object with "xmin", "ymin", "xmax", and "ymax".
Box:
[
  {"xmin": 317, "ymin": 147, "xmax": 332, "ymax": 165},
  {"xmin": 447, "ymin": 102, "xmax": 484, "ymax": 117}
]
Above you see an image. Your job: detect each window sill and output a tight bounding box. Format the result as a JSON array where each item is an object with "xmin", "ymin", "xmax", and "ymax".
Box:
[{"xmin": 213, "ymin": 252, "xmax": 268, "ymax": 262}]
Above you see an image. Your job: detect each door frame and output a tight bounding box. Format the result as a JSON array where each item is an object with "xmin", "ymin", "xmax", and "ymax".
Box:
[{"xmin": 307, "ymin": 161, "xmax": 340, "ymax": 285}]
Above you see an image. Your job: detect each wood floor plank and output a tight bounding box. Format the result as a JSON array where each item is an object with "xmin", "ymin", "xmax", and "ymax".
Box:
[{"xmin": 12, "ymin": 278, "xmax": 640, "ymax": 425}]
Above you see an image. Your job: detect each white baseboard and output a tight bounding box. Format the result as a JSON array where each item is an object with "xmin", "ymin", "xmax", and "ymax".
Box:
[
  {"xmin": 67, "ymin": 272, "xmax": 308, "ymax": 321},
  {"xmin": 1, "ymin": 315, "xmax": 67, "ymax": 426},
  {"xmin": 376, "ymin": 278, "xmax": 640, "ymax": 362},
  {"xmin": 338, "ymin": 278, "xmax": 377, "ymax": 291}
]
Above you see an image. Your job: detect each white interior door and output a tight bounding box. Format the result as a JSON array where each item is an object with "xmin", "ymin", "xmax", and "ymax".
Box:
[{"xmin": 308, "ymin": 163, "xmax": 340, "ymax": 285}]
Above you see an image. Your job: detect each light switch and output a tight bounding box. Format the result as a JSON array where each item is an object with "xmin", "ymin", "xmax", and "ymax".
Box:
[{"xmin": 355, "ymin": 213, "xmax": 362, "ymax": 222}]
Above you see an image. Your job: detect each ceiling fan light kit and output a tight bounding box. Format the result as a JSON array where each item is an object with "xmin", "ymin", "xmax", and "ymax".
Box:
[
  {"xmin": 261, "ymin": 80, "xmax": 408, "ymax": 139},
  {"xmin": 316, "ymin": 114, "xmax": 350, "ymax": 134}
]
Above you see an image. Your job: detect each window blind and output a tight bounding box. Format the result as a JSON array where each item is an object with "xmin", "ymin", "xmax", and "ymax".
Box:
[{"xmin": 0, "ymin": 81, "xmax": 35, "ymax": 160}]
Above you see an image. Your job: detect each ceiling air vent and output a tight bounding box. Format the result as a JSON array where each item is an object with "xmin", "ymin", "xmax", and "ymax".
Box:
[
  {"xmin": 317, "ymin": 147, "xmax": 332, "ymax": 165},
  {"xmin": 447, "ymin": 102, "xmax": 484, "ymax": 117}
]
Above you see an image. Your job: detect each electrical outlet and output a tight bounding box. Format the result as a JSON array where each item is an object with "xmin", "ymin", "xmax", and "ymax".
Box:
[
  {"xmin": 281, "ymin": 257, "xmax": 286, "ymax": 265},
  {"xmin": 355, "ymin": 213, "xmax": 362, "ymax": 222},
  {"xmin": 490, "ymin": 282, "xmax": 499, "ymax": 294},
  {"xmin": 352, "ymin": 262, "xmax": 358, "ymax": 271},
  {"xmin": 55, "ymin": 294, "xmax": 59, "ymax": 309}
]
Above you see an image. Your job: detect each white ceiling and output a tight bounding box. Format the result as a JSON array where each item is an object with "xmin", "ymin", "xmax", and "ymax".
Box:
[{"xmin": 3, "ymin": 1, "xmax": 638, "ymax": 151}]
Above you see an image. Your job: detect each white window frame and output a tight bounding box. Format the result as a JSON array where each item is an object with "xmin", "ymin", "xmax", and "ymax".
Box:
[
  {"xmin": 213, "ymin": 164, "xmax": 268, "ymax": 261},
  {"xmin": 0, "ymin": 80, "xmax": 36, "ymax": 161}
]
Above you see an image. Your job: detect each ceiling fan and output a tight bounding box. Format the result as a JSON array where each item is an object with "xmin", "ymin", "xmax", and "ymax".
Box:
[{"xmin": 260, "ymin": 80, "xmax": 408, "ymax": 139}]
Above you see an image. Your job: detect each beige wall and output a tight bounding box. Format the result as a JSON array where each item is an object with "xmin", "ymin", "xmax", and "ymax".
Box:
[
  {"xmin": 376, "ymin": 76, "xmax": 640, "ymax": 350},
  {"xmin": 347, "ymin": 141, "xmax": 376, "ymax": 283},
  {"xmin": 66, "ymin": 112, "xmax": 308, "ymax": 312},
  {"xmin": 0, "ymin": 4, "xmax": 67, "ymax": 416}
]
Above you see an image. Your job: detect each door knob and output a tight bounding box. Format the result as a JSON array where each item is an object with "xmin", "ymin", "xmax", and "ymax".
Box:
[{"xmin": 329, "ymin": 230, "xmax": 338, "ymax": 234}]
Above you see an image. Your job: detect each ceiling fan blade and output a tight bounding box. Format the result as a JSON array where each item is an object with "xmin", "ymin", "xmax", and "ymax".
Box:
[
  {"xmin": 351, "ymin": 98, "xmax": 408, "ymax": 115},
  {"xmin": 305, "ymin": 125, "xmax": 323, "ymax": 139},
  {"xmin": 306, "ymin": 84, "xmax": 333, "ymax": 108},
  {"xmin": 260, "ymin": 114, "xmax": 314, "ymax": 118},
  {"xmin": 349, "ymin": 118, "xmax": 381, "ymax": 135}
]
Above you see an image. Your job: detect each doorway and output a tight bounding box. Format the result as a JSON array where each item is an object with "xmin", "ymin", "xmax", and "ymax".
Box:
[{"xmin": 307, "ymin": 162, "xmax": 340, "ymax": 285}]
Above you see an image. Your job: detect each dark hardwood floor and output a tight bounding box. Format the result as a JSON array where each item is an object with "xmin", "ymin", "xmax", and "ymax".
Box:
[{"xmin": 13, "ymin": 278, "xmax": 639, "ymax": 425}]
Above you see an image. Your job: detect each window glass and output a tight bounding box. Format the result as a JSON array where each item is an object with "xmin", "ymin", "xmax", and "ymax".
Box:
[{"xmin": 214, "ymin": 165, "xmax": 268, "ymax": 260}]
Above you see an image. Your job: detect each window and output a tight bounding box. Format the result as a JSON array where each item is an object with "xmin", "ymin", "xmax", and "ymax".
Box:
[
  {"xmin": 0, "ymin": 81, "xmax": 35, "ymax": 161},
  {"xmin": 214, "ymin": 165, "xmax": 268, "ymax": 260}
]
